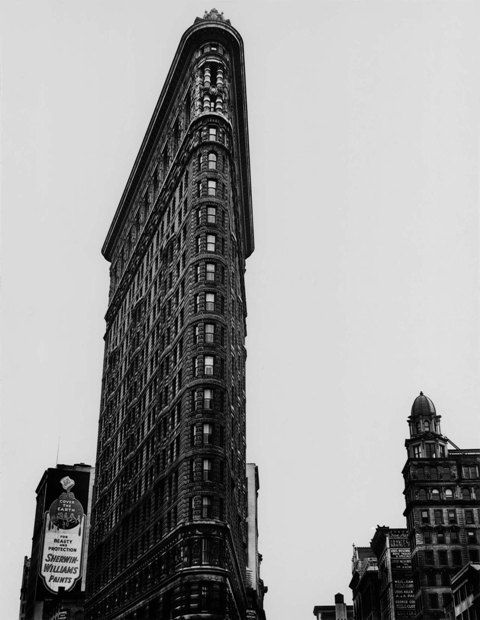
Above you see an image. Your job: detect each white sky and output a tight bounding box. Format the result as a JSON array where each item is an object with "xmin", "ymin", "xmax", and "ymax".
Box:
[{"xmin": 2, "ymin": 1, "xmax": 480, "ymax": 618}]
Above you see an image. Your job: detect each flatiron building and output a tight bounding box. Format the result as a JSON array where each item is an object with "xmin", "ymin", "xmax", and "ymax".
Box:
[{"xmin": 86, "ymin": 9, "xmax": 262, "ymax": 619}]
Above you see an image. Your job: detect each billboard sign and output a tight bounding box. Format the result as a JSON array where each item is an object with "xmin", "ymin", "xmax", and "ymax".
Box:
[{"xmin": 40, "ymin": 475, "xmax": 86, "ymax": 593}]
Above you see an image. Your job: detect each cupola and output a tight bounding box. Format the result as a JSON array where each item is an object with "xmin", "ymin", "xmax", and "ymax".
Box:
[{"xmin": 406, "ymin": 391, "xmax": 448, "ymax": 459}]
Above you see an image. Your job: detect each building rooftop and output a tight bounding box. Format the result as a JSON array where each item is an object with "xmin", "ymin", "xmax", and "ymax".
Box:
[{"xmin": 411, "ymin": 391, "xmax": 436, "ymax": 417}]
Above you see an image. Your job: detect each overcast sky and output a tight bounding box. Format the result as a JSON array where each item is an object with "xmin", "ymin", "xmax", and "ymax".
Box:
[{"xmin": 2, "ymin": 1, "xmax": 480, "ymax": 618}]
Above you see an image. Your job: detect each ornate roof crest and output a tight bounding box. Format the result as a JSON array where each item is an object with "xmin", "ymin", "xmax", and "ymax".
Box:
[{"xmin": 195, "ymin": 8, "xmax": 231, "ymax": 25}]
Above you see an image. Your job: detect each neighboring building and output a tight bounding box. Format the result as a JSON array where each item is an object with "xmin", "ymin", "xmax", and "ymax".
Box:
[
  {"xmin": 19, "ymin": 556, "xmax": 30, "ymax": 620},
  {"xmin": 86, "ymin": 9, "xmax": 262, "ymax": 620},
  {"xmin": 445, "ymin": 562, "xmax": 480, "ymax": 619},
  {"xmin": 403, "ymin": 392, "xmax": 480, "ymax": 619},
  {"xmin": 246, "ymin": 464, "xmax": 267, "ymax": 619},
  {"xmin": 370, "ymin": 526, "xmax": 415, "ymax": 620},
  {"xmin": 350, "ymin": 545, "xmax": 381, "ymax": 620},
  {"xmin": 24, "ymin": 463, "xmax": 94, "ymax": 620},
  {"xmin": 313, "ymin": 593, "xmax": 354, "ymax": 620}
]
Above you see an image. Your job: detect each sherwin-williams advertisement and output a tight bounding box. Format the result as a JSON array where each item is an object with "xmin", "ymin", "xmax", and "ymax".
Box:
[{"xmin": 40, "ymin": 474, "xmax": 87, "ymax": 594}]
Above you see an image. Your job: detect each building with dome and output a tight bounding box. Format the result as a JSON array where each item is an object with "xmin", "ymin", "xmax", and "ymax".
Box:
[{"xmin": 402, "ymin": 392, "xmax": 480, "ymax": 619}]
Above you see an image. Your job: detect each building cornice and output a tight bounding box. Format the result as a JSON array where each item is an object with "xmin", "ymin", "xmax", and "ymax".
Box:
[{"xmin": 102, "ymin": 17, "xmax": 254, "ymax": 262}]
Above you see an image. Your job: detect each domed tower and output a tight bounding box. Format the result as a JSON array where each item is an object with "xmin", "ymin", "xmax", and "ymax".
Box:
[
  {"xmin": 402, "ymin": 393, "xmax": 480, "ymax": 620},
  {"xmin": 405, "ymin": 392, "xmax": 448, "ymax": 459}
]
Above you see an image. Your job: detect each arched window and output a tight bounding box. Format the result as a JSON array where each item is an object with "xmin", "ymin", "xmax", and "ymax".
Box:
[
  {"xmin": 208, "ymin": 152, "xmax": 217, "ymax": 170},
  {"xmin": 445, "ymin": 488, "xmax": 453, "ymax": 499},
  {"xmin": 418, "ymin": 488, "xmax": 427, "ymax": 500},
  {"xmin": 462, "ymin": 488, "xmax": 472, "ymax": 500},
  {"xmin": 431, "ymin": 488, "xmax": 440, "ymax": 500},
  {"xmin": 424, "ymin": 420, "xmax": 430, "ymax": 431}
]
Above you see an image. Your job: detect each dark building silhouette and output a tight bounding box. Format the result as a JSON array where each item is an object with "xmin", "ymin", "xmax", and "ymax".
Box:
[
  {"xmin": 85, "ymin": 9, "xmax": 264, "ymax": 620},
  {"xmin": 313, "ymin": 593, "xmax": 354, "ymax": 620},
  {"xmin": 23, "ymin": 463, "xmax": 94, "ymax": 620},
  {"xmin": 19, "ymin": 556, "xmax": 30, "ymax": 620},
  {"xmin": 371, "ymin": 527, "xmax": 415, "ymax": 620},
  {"xmin": 350, "ymin": 546, "xmax": 380, "ymax": 620},
  {"xmin": 403, "ymin": 392, "xmax": 480, "ymax": 619},
  {"xmin": 445, "ymin": 562, "xmax": 480, "ymax": 619},
  {"xmin": 246, "ymin": 464, "xmax": 267, "ymax": 619}
]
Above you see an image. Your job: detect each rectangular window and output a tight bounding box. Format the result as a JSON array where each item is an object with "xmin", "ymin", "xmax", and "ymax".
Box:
[
  {"xmin": 207, "ymin": 179, "xmax": 216, "ymax": 196},
  {"xmin": 208, "ymin": 152, "xmax": 217, "ymax": 170},
  {"xmin": 424, "ymin": 531, "xmax": 432, "ymax": 544},
  {"xmin": 202, "ymin": 496, "xmax": 212, "ymax": 519},
  {"xmin": 195, "ymin": 324, "xmax": 200, "ymax": 344},
  {"xmin": 450, "ymin": 530, "xmax": 459, "ymax": 543},
  {"xmin": 469, "ymin": 549, "xmax": 480, "ymax": 563},
  {"xmin": 204, "ymin": 356, "xmax": 214, "ymax": 375},
  {"xmin": 203, "ymin": 459, "xmax": 212, "ymax": 481},
  {"xmin": 203, "ymin": 423, "xmax": 213, "ymax": 444},
  {"xmin": 205, "ymin": 323, "xmax": 215, "ymax": 343},
  {"xmin": 209, "ymin": 127, "xmax": 217, "ymax": 141},
  {"xmin": 206, "ymin": 235, "xmax": 216, "ymax": 252},
  {"xmin": 462, "ymin": 465, "xmax": 479, "ymax": 479},
  {"xmin": 195, "ymin": 294, "xmax": 201, "ymax": 313},
  {"xmin": 200, "ymin": 584, "xmax": 208, "ymax": 610},
  {"xmin": 434, "ymin": 509, "xmax": 444, "ymax": 524},
  {"xmin": 206, "ymin": 293, "xmax": 215, "ymax": 311},
  {"xmin": 428, "ymin": 594, "xmax": 439, "ymax": 609},
  {"xmin": 465, "ymin": 509, "xmax": 474, "ymax": 524},
  {"xmin": 421, "ymin": 510, "xmax": 430, "ymax": 524},
  {"xmin": 201, "ymin": 538, "xmax": 211, "ymax": 564},
  {"xmin": 425, "ymin": 550, "xmax": 434, "ymax": 565},
  {"xmin": 452, "ymin": 550, "xmax": 462, "ymax": 565},
  {"xmin": 448, "ymin": 509, "xmax": 457, "ymax": 524},
  {"xmin": 206, "ymin": 263, "xmax": 216, "ymax": 281},
  {"xmin": 196, "ymin": 237, "xmax": 202, "ymax": 253},
  {"xmin": 467, "ymin": 530, "xmax": 477, "ymax": 543},
  {"xmin": 203, "ymin": 388, "xmax": 213, "ymax": 409},
  {"xmin": 437, "ymin": 531, "xmax": 445, "ymax": 544},
  {"xmin": 207, "ymin": 206, "xmax": 216, "ymax": 224},
  {"xmin": 438, "ymin": 550, "xmax": 448, "ymax": 565}
]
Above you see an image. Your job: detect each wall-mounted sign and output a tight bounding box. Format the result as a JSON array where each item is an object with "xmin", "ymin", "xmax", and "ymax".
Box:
[{"xmin": 40, "ymin": 476, "xmax": 85, "ymax": 593}]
